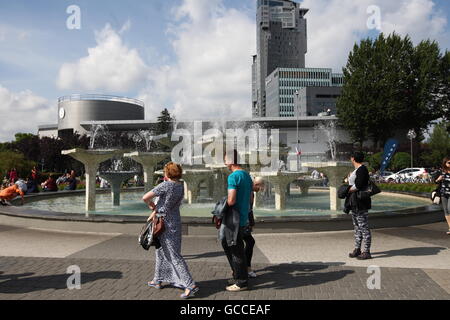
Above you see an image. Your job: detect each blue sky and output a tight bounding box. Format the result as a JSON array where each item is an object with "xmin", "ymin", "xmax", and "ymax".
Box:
[{"xmin": 0, "ymin": 0, "xmax": 449, "ymax": 142}]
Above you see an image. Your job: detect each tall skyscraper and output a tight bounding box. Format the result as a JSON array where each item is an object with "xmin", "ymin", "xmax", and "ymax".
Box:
[{"xmin": 252, "ymin": 0, "xmax": 309, "ymax": 118}]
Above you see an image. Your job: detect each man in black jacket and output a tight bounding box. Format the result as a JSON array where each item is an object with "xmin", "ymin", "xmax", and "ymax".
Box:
[{"xmin": 346, "ymin": 151, "xmax": 372, "ymax": 260}]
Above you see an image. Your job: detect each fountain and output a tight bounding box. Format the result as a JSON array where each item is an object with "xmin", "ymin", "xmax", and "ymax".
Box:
[
  {"xmin": 98, "ymin": 159, "xmax": 138, "ymax": 206},
  {"xmin": 62, "ymin": 148, "xmax": 124, "ymax": 211},
  {"xmin": 124, "ymin": 131, "xmax": 171, "ymax": 192},
  {"xmin": 302, "ymin": 161, "xmax": 353, "ymax": 211}
]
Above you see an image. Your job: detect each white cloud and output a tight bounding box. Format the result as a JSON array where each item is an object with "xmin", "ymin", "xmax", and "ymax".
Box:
[
  {"xmin": 57, "ymin": 23, "xmax": 148, "ymax": 93},
  {"xmin": 302, "ymin": 0, "xmax": 449, "ymax": 71},
  {"xmin": 138, "ymin": 0, "xmax": 256, "ymax": 121},
  {"xmin": 0, "ymin": 85, "xmax": 54, "ymax": 142}
]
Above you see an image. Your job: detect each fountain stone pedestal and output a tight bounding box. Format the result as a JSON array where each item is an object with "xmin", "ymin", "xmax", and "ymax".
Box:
[
  {"xmin": 205, "ymin": 164, "xmax": 229, "ymax": 203},
  {"xmin": 182, "ymin": 169, "xmax": 213, "ymax": 204},
  {"xmin": 302, "ymin": 162, "xmax": 353, "ymax": 211},
  {"xmin": 99, "ymin": 172, "xmax": 137, "ymax": 206},
  {"xmin": 294, "ymin": 178, "xmax": 323, "ymax": 195},
  {"xmin": 253, "ymin": 171, "xmax": 302, "ymax": 211},
  {"xmin": 124, "ymin": 152, "xmax": 170, "ymax": 193},
  {"xmin": 62, "ymin": 149, "xmax": 123, "ymax": 212}
]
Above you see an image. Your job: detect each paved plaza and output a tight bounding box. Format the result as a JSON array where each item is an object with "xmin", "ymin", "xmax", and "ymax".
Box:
[{"xmin": 0, "ymin": 222, "xmax": 449, "ymax": 300}]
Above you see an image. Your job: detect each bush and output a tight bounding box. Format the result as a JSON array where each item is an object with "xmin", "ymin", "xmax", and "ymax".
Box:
[
  {"xmin": 378, "ymin": 183, "xmax": 435, "ymax": 193},
  {"xmin": 367, "ymin": 152, "xmax": 383, "ymax": 171},
  {"xmin": 390, "ymin": 152, "xmax": 411, "ymax": 171}
]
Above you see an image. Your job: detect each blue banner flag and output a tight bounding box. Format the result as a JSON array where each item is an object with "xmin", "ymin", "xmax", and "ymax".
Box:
[{"xmin": 380, "ymin": 139, "xmax": 399, "ymax": 174}]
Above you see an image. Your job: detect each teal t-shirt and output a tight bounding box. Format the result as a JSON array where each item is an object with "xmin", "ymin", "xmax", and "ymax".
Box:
[{"xmin": 227, "ymin": 169, "xmax": 253, "ymax": 227}]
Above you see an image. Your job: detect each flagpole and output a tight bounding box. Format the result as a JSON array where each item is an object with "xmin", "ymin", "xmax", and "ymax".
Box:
[{"xmin": 295, "ymin": 90, "xmax": 300, "ymax": 171}]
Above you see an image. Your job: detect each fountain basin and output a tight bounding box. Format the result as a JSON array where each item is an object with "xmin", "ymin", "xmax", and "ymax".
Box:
[{"xmin": 0, "ymin": 189, "xmax": 444, "ymax": 235}]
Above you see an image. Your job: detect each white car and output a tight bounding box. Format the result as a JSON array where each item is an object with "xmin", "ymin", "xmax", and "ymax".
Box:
[
  {"xmin": 375, "ymin": 171, "xmax": 394, "ymax": 182},
  {"xmin": 385, "ymin": 168, "xmax": 427, "ymax": 182}
]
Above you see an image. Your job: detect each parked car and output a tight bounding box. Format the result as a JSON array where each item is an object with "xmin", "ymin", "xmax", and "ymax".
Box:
[
  {"xmin": 377, "ymin": 171, "xmax": 394, "ymax": 182},
  {"xmin": 384, "ymin": 168, "xmax": 427, "ymax": 182}
]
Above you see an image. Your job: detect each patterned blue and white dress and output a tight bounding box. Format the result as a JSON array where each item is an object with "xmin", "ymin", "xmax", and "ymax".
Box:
[{"xmin": 150, "ymin": 181, "xmax": 195, "ymax": 289}]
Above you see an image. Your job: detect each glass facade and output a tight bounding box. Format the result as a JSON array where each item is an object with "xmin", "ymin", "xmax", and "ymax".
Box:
[{"xmin": 266, "ymin": 67, "xmax": 344, "ymax": 117}]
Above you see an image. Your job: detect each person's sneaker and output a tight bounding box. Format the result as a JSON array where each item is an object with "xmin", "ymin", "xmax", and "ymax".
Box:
[
  {"xmin": 225, "ymin": 284, "xmax": 248, "ymax": 292},
  {"xmin": 227, "ymin": 278, "xmax": 236, "ymax": 285},
  {"xmin": 357, "ymin": 252, "xmax": 372, "ymax": 260},
  {"xmin": 248, "ymin": 271, "xmax": 257, "ymax": 278},
  {"xmin": 349, "ymin": 248, "xmax": 361, "ymax": 258}
]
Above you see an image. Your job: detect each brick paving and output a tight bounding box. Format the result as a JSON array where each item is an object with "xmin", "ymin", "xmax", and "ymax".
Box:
[
  {"xmin": 0, "ymin": 222, "xmax": 449, "ymax": 300},
  {"xmin": 0, "ymin": 256, "xmax": 448, "ymax": 300}
]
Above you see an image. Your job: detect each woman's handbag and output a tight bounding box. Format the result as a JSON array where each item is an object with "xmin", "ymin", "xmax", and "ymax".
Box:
[
  {"xmin": 138, "ymin": 221, "xmax": 153, "ymax": 251},
  {"xmin": 152, "ymin": 216, "xmax": 165, "ymax": 237},
  {"xmin": 357, "ymin": 179, "xmax": 381, "ymax": 200},
  {"xmin": 431, "ymin": 185, "xmax": 441, "ymax": 205}
]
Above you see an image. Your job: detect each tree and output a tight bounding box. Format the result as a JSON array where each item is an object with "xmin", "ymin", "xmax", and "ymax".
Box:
[
  {"xmin": 337, "ymin": 33, "xmax": 448, "ymax": 148},
  {"xmin": 421, "ymin": 123, "xmax": 450, "ymax": 167},
  {"xmin": 390, "ymin": 152, "xmax": 411, "ymax": 171},
  {"xmin": 367, "ymin": 152, "xmax": 383, "ymax": 171},
  {"xmin": 0, "ymin": 151, "xmax": 35, "ymax": 179},
  {"xmin": 156, "ymin": 108, "xmax": 174, "ymax": 135},
  {"xmin": 439, "ymin": 51, "xmax": 450, "ymax": 131},
  {"xmin": 12, "ymin": 134, "xmax": 41, "ymax": 162}
]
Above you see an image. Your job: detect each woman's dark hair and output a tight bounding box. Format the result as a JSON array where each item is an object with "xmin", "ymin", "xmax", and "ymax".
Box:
[
  {"xmin": 351, "ymin": 151, "xmax": 365, "ymax": 163},
  {"xmin": 442, "ymin": 157, "xmax": 450, "ymax": 171}
]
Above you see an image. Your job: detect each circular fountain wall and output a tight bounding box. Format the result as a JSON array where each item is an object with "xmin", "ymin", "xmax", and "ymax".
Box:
[{"xmin": 0, "ymin": 187, "xmax": 443, "ymax": 235}]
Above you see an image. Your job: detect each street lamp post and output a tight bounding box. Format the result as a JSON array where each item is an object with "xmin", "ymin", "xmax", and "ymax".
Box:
[
  {"xmin": 407, "ymin": 129, "xmax": 416, "ymax": 168},
  {"xmin": 295, "ymin": 90, "xmax": 300, "ymax": 171}
]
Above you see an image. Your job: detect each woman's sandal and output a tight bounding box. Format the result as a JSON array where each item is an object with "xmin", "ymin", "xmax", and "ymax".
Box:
[
  {"xmin": 147, "ymin": 281, "xmax": 162, "ymax": 289},
  {"xmin": 180, "ymin": 286, "xmax": 199, "ymax": 299}
]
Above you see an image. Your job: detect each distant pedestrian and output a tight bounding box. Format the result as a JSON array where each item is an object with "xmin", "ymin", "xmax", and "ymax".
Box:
[
  {"xmin": 9, "ymin": 168, "xmax": 18, "ymax": 183},
  {"xmin": 435, "ymin": 157, "xmax": 450, "ymax": 235},
  {"xmin": 311, "ymin": 169, "xmax": 320, "ymax": 180},
  {"xmin": 142, "ymin": 162, "xmax": 198, "ymax": 299},
  {"xmin": 346, "ymin": 151, "xmax": 372, "ymax": 260}
]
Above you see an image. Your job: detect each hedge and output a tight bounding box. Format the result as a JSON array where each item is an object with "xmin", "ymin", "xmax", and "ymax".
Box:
[{"xmin": 378, "ymin": 183, "xmax": 436, "ymax": 193}]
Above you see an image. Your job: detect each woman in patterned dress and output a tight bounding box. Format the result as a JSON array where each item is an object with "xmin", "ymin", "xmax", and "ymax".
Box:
[
  {"xmin": 142, "ymin": 162, "xmax": 199, "ymax": 299},
  {"xmin": 435, "ymin": 157, "xmax": 450, "ymax": 235}
]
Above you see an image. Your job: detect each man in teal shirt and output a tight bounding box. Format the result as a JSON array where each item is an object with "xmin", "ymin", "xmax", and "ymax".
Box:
[{"xmin": 223, "ymin": 150, "xmax": 253, "ymax": 292}]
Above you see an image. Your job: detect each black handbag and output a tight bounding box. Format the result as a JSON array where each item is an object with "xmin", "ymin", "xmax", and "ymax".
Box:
[
  {"xmin": 138, "ymin": 221, "xmax": 154, "ymax": 251},
  {"xmin": 357, "ymin": 179, "xmax": 381, "ymax": 200}
]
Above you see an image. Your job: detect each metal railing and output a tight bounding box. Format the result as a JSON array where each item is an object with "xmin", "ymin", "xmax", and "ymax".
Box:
[{"xmin": 58, "ymin": 94, "xmax": 145, "ymax": 107}]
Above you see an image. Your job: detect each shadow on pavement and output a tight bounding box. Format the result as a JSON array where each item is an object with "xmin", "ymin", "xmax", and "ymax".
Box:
[
  {"xmin": 194, "ymin": 262, "xmax": 352, "ymax": 298},
  {"xmin": 0, "ymin": 271, "xmax": 122, "ymax": 294},
  {"xmin": 184, "ymin": 251, "xmax": 224, "ymax": 260},
  {"xmin": 372, "ymin": 247, "xmax": 447, "ymax": 258}
]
